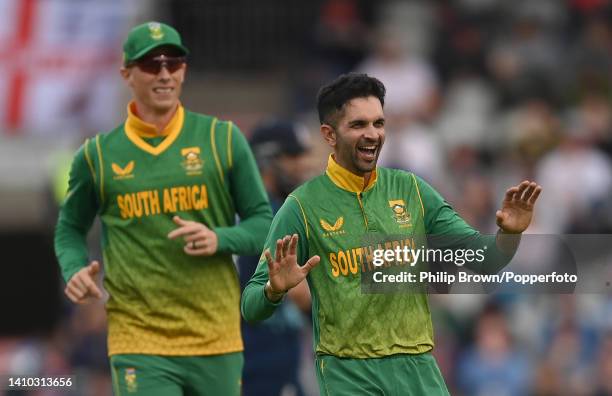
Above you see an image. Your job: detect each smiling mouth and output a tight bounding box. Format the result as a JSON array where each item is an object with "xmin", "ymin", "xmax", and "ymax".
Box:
[
  {"xmin": 357, "ymin": 144, "xmax": 378, "ymax": 157},
  {"xmin": 153, "ymin": 87, "xmax": 173, "ymax": 94}
]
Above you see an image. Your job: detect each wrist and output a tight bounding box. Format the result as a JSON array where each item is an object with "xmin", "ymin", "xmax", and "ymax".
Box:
[
  {"xmin": 264, "ymin": 280, "xmax": 286, "ymax": 302},
  {"xmin": 498, "ymin": 227, "xmax": 521, "ymax": 235}
]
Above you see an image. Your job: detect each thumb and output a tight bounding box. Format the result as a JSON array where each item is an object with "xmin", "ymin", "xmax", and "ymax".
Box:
[
  {"xmin": 301, "ymin": 255, "xmax": 320, "ymax": 275},
  {"xmin": 88, "ymin": 260, "xmax": 100, "ymax": 276},
  {"xmin": 496, "ymin": 210, "xmax": 507, "ymax": 226}
]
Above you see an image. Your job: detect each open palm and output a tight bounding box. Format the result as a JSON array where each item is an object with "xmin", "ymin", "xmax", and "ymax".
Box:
[
  {"xmin": 496, "ymin": 181, "xmax": 542, "ymax": 233},
  {"xmin": 266, "ymin": 234, "xmax": 320, "ymax": 294}
]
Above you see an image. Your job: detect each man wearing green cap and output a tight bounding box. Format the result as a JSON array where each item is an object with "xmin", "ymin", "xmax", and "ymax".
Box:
[{"xmin": 55, "ymin": 21, "xmax": 273, "ymax": 395}]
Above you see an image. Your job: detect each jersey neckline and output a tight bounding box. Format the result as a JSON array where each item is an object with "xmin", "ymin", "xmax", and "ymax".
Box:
[{"xmin": 124, "ymin": 101, "xmax": 185, "ymax": 156}]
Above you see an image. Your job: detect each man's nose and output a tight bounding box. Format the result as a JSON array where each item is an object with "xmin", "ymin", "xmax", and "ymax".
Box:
[
  {"xmin": 363, "ymin": 124, "xmax": 381, "ymax": 140},
  {"xmin": 157, "ymin": 65, "xmax": 172, "ymax": 79}
]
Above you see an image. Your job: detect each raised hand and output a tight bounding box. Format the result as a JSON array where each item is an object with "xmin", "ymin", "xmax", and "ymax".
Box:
[
  {"xmin": 65, "ymin": 260, "xmax": 103, "ymax": 304},
  {"xmin": 167, "ymin": 215, "xmax": 218, "ymax": 256},
  {"xmin": 264, "ymin": 234, "xmax": 320, "ymax": 302},
  {"xmin": 496, "ymin": 180, "xmax": 542, "ymax": 234}
]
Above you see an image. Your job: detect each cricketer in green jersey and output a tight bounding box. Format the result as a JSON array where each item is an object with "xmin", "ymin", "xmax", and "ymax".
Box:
[
  {"xmin": 54, "ymin": 22, "xmax": 273, "ymax": 396},
  {"xmin": 241, "ymin": 73, "xmax": 542, "ymax": 395}
]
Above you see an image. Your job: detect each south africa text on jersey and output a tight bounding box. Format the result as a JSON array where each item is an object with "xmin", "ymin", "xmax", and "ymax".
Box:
[
  {"xmin": 329, "ymin": 238, "xmax": 416, "ymax": 278},
  {"xmin": 116, "ymin": 184, "xmax": 208, "ymax": 219}
]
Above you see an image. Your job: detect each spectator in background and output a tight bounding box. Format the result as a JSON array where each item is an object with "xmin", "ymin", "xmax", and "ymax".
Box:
[
  {"xmin": 359, "ymin": 26, "xmax": 443, "ymax": 186},
  {"xmin": 534, "ymin": 113, "xmax": 612, "ymax": 233},
  {"xmin": 294, "ymin": 0, "xmax": 373, "ymax": 113},
  {"xmin": 357, "ymin": 26, "xmax": 440, "ymax": 128},
  {"xmin": 537, "ymin": 295, "xmax": 600, "ymax": 396},
  {"xmin": 567, "ymin": 15, "xmax": 612, "ymax": 99},
  {"xmin": 313, "ymin": 0, "xmax": 371, "ymax": 75},
  {"xmin": 593, "ymin": 332, "xmax": 612, "ymax": 396},
  {"xmin": 239, "ymin": 120, "xmax": 314, "ymax": 396},
  {"xmin": 487, "ymin": 13, "xmax": 564, "ymax": 107},
  {"xmin": 457, "ymin": 304, "xmax": 531, "ymax": 396}
]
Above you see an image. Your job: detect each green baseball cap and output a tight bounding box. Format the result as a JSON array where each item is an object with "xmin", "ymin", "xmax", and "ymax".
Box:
[{"xmin": 123, "ymin": 21, "xmax": 189, "ymax": 64}]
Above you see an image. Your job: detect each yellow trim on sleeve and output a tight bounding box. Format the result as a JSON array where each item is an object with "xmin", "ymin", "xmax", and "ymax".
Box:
[
  {"xmin": 325, "ymin": 154, "xmax": 377, "ymax": 193},
  {"xmin": 411, "ymin": 173, "xmax": 425, "ymax": 217},
  {"xmin": 95, "ymin": 135, "xmax": 105, "ymax": 204},
  {"xmin": 124, "ymin": 102, "xmax": 184, "ymax": 156},
  {"xmin": 210, "ymin": 118, "xmax": 224, "ymax": 184},
  {"xmin": 288, "ymin": 194, "xmax": 309, "ymax": 240},
  {"xmin": 83, "ymin": 138, "xmax": 96, "ymax": 184},
  {"xmin": 227, "ymin": 121, "xmax": 233, "ymax": 169}
]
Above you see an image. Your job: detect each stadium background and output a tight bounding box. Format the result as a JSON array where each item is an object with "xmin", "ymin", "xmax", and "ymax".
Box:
[{"xmin": 1, "ymin": 0, "xmax": 612, "ymax": 395}]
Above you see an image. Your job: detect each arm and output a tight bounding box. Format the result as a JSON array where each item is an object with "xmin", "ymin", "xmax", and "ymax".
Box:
[
  {"xmin": 287, "ymin": 280, "xmax": 311, "ymax": 314},
  {"xmin": 416, "ymin": 176, "xmax": 540, "ymax": 274},
  {"xmin": 241, "ymin": 196, "xmax": 318, "ymax": 322},
  {"xmin": 54, "ymin": 142, "xmax": 103, "ymax": 303},
  {"xmin": 215, "ymin": 125, "xmax": 273, "ymax": 255},
  {"xmin": 54, "ymin": 142, "xmax": 99, "ymax": 282}
]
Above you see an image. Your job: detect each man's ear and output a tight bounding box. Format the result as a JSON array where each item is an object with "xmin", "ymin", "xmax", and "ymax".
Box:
[
  {"xmin": 320, "ymin": 124, "xmax": 336, "ymax": 148},
  {"xmin": 120, "ymin": 67, "xmax": 131, "ymax": 83}
]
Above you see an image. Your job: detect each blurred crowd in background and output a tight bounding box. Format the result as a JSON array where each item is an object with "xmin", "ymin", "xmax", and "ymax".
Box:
[{"xmin": 1, "ymin": 0, "xmax": 612, "ymax": 395}]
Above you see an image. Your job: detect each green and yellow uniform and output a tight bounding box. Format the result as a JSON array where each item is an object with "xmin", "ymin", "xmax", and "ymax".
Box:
[
  {"xmin": 242, "ymin": 155, "xmax": 512, "ymax": 395},
  {"xmin": 55, "ymin": 103, "xmax": 272, "ymax": 394}
]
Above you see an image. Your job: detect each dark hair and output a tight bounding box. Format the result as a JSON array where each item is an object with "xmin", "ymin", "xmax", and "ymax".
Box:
[{"xmin": 316, "ymin": 73, "xmax": 386, "ymax": 126}]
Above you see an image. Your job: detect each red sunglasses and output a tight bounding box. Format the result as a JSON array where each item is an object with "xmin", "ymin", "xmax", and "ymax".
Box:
[{"xmin": 128, "ymin": 55, "xmax": 186, "ymax": 75}]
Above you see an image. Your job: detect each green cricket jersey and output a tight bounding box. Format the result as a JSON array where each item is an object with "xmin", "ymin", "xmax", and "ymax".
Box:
[
  {"xmin": 242, "ymin": 155, "xmax": 512, "ymax": 358},
  {"xmin": 55, "ymin": 103, "xmax": 272, "ymax": 356}
]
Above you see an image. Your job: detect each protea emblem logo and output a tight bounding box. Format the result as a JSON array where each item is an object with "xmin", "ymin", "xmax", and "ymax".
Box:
[
  {"xmin": 125, "ymin": 367, "xmax": 138, "ymax": 393},
  {"xmin": 148, "ymin": 22, "xmax": 164, "ymax": 40},
  {"xmin": 389, "ymin": 199, "xmax": 411, "ymax": 227},
  {"xmin": 181, "ymin": 147, "xmax": 204, "ymax": 175}
]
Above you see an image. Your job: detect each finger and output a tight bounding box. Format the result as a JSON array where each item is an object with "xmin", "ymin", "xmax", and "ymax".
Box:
[
  {"xmin": 172, "ymin": 215, "xmax": 189, "ymax": 226},
  {"xmin": 275, "ymin": 239, "xmax": 283, "ymax": 263},
  {"xmin": 301, "ymin": 255, "xmax": 320, "ymax": 275},
  {"xmin": 88, "ymin": 261, "xmax": 100, "ymax": 276},
  {"xmin": 265, "ymin": 249, "xmax": 280, "ymax": 274},
  {"xmin": 495, "ymin": 210, "xmax": 506, "ymax": 226},
  {"xmin": 183, "ymin": 231, "xmax": 206, "ymax": 243},
  {"xmin": 281, "ymin": 235, "xmax": 291, "ymax": 258},
  {"xmin": 67, "ymin": 291, "xmax": 88, "ymax": 304},
  {"xmin": 183, "ymin": 245, "xmax": 212, "ymax": 256},
  {"xmin": 184, "ymin": 239, "xmax": 207, "ymax": 252},
  {"xmin": 71, "ymin": 275, "xmax": 89, "ymax": 294},
  {"xmin": 528, "ymin": 186, "xmax": 542, "ymax": 205},
  {"xmin": 289, "ymin": 234, "xmax": 298, "ymax": 256},
  {"xmin": 520, "ymin": 182, "xmax": 536, "ymax": 201},
  {"xmin": 82, "ymin": 276, "xmax": 103, "ymax": 299},
  {"xmin": 504, "ymin": 187, "xmax": 519, "ymax": 202},
  {"xmin": 264, "ymin": 249, "xmax": 276, "ymax": 269},
  {"xmin": 64, "ymin": 285, "xmax": 81, "ymax": 303},
  {"xmin": 168, "ymin": 224, "xmax": 200, "ymax": 239},
  {"xmin": 66, "ymin": 282, "xmax": 86, "ymax": 300},
  {"xmin": 516, "ymin": 180, "xmax": 530, "ymax": 197}
]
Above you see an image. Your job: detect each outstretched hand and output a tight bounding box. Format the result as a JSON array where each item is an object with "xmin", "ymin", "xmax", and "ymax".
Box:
[
  {"xmin": 265, "ymin": 234, "xmax": 320, "ymax": 301},
  {"xmin": 65, "ymin": 261, "xmax": 103, "ymax": 304},
  {"xmin": 496, "ymin": 180, "xmax": 542, "ymax": 234}
]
